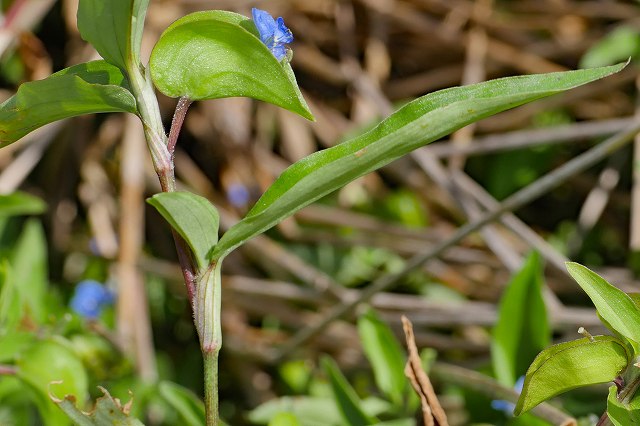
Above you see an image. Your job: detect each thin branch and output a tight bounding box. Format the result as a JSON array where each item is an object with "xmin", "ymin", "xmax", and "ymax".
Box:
[{"xmin": 425, "ymin": 117, "xmax": 636, "ymax": 158}]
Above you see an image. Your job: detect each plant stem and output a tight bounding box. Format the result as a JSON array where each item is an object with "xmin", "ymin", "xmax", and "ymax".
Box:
[
  {"xmin": 203, "ymin": 349, "xmax": 220, "ymax": 426},
  {"xmin": 168, "ymin": 96, "xmax": 193, "ymax": 156},
  {"xmin": 127, "ymin": 64, "xmax": 219, "ymax": 421},
  {"xmin": 0, "ymin": 365, "xmax": 16, "ymax": 375}
]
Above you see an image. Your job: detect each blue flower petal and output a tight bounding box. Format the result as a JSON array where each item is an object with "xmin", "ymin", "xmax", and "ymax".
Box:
[
  {"xmin": 271, "ymin": 45, "xmax": 289, "ymax": 62},
  {"xmin": 252, "ymin": 8, "xmax": 277, "ymax": 45},
  {"xmin": 252, "ymin": 8, "xmax": 293, "ymax": 61},
  {"xmin": 274, "ymin": 17, "xmax": 294, "ymax": 44},
  {"xmin": 70, "ymin": 280, "xmax": 115, "ymax": 319}
]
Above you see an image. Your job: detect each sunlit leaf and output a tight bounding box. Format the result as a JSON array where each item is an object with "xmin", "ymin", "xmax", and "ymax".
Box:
[
  {"xmin": 149, "ymin": 10, "xmax": 313, "ymax": 120},
  {"xmin": 566, "ymin": 262, "xmax": 640, "ymax": 344},
  {"xmin": 147, "ymin": 192, "xmax": 219, "ymax": 269},
  {"xmin": 213, "ymin": 63, "xmax": 625, "ymax": 259},
  {"xmin": 268, "ymin": 412, "xmax": 302, "ymax": 426},
  {"xmin": 0, "ymin": 61, "xmax": 136, "ymax": 146},
  {"xmin": 492, "ymin": 252, "xmax": 549, "ymax": 386},
  {"xmin": 515, "ymin": 335, "xmax": 629, "ymax": 415}
]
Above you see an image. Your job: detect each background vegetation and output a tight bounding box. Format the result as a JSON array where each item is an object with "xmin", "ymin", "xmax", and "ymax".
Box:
[{"xmin": 1, "ymin": 0, "xmax": 640, "ymax": 424}]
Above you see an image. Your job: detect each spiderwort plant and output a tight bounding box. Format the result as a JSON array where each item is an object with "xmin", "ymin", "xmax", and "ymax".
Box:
[{"xmin": 0, "ymin": 1, "xmax": 629, "ymax": 424}]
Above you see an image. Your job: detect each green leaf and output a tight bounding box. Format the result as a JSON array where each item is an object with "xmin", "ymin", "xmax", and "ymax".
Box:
[
  {"xmin": 269, "ymin": 412, "xmax": 302, "ymax": 426},
  {"xmin": 0, "ymin": 192, "xmax": 46, "ymax": 216},
  {"xmin": 0, "ymin": 331, "xmax": 35, "ymax": 363},
  {"xmin": 149, "ymin": 10, "xmax": 313, "ymax": 120},
  {"xmin": 248, "ymin": 396, "xmax": 342, "ymax": 426},
  {"xmin": 213, "ymin": 63, "xmax": 625, "ymax": 259},
  {"xmin": 7, "ymin": 220, "xmax": 48, "ymax": 325},
  {"xmin": 515, "ymin": 335, "xmax": 629, "ymax": 415},
  {"xmin": 77, "ymin": 0, "xmax": 149, "ymax": 70},
  {"xmin": 0, "ymin": 260, "xmax": 16, "ymax": 328},
  {"xmin": 357, "ymin": 309, "xmax": 407, "ymax": 406},
  {"xmin": 52, "ymin": 385, "xmax": 144, "ymax": 426},
  {"xmin": 147, "ymin": 192, "xmax": 219, "ymax": 269},
  {"xmin": 607, "ymin": 384, "xmax": 640, "ymax": 426},
  {"xmin": 17, "ymin": 339, "xmax": 88, "ymax": 426},
  {"xmin": 492, "ymin": 252, "xmax": 550, "ymax": 386},
  {"xmin": 580, "ymin": 26, "xmax": 640, "ymax": 68},
  {"xmin": 0, "ymin": 61, "xmax": 137, "ymax": 146},
  {"xmin": 158, "ymin": 381, "xmax": 205, "ymax": 426},
  {"xmin": 321, "ymin": 356, "xmax": 377, "ymax": 425},
  {"xmin": 566, "ymin": 262, "xmax": 640, "ymax": 344}
]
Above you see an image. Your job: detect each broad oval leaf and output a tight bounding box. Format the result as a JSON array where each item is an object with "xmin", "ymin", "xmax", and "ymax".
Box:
[
  {"xmin": 566, "ymin": 262, "xmax": 640, "ymax": 344},
  {"xmin": 0, "ymin": 60, "xmax": 137, "ymax": 146},
  {"xmin": 607, "ymin": 384, "xmax": 640, "ymax": 426},
  {"xmin": 515, "ymin": 335, "xmax": 629, "ymax": 415},
  {"xmin": 212, "ymin": 63, "xmax": 625, "ymax": 259},
  {"xmin": 147, "ymin": 192, "xmax": 219, "ymax": 269},
  {"xmin": 149, "ymin": 10, "xmax": 313, "ymax": 120},
  {"xmin": 358, "ymin": 309, "xmax": 407, "ymax": 406},
  {"xmin": 17, "ymin": 339, "xmax": 89, "ymax": 426},
  {"xmin": 77, "ymin": 0, "xmax": 149, "ymax": 70},
  {"xmin": 492, "ymin": 252, "xmax": 550, "ymax": 387}
]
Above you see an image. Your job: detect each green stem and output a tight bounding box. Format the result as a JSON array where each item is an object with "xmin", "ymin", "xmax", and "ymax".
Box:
[
  {"xmin": 203, "ymin": 349, "xmax": 220, "ymax": 426},
  {"xmin": 127, "ymin": 63, "xmax": 218, "ymax": 421}
]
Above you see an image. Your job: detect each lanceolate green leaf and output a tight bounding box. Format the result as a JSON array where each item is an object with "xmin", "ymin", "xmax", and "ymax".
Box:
[
  {"xmin": 0, "ymin": 61, "xmax": 137, "ymax": 146},
  {"xmin": 158, "ymin": 381, "xmax": 205, "ymax": 426},
  {"xmin": 149, "ymin": 10, "xmax": 313, "ymax": 120},
  {"xmin": 147, "ymin": 192, "xmax": 219, "ymax": 269},
  {"xmin": 492, "ymin": 252, "xmax": 549, "ymax": 387},
  {"xmin": 0, "ymin": 192, "xmax": 46, "ymax": 216},
  {"xmin": 515, "ymin": 335, "xmax": 629, "ymax": 415},
  {"xmin": 566, "ymin": 262, "xmax": 640, "ymax": 344},
  {"xmin": 358, "ymin": 309, "xmax": 407, "ymax": 406},
  {"xmin": 321, "ymin": 356, "xmax": 378, "ymax": 425},
  {"xmin": 77, "ymin": 0, "xmax": 149, "ymax": 70},
  {"xmin": 212, "ymin": 63, "xmax": 625, "ymax": 259}
]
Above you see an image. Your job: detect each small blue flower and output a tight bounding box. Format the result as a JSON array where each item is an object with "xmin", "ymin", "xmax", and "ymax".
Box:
[
  {"xmin": 227, "ymin": 183, "xmax": 250, "ymax": 207},
  {"xmin": 70, "ymin": 280, "xmax": 115, "ymax": 320},
  {"xmin": 252, "ymin": 8, "xmax": 293, "ymax": 61},
  {"xmin": 491, "ymin": 376, "xmax": 525, "ymax": 416}
]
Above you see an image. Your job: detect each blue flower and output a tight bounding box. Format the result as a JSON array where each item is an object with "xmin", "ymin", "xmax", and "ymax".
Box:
[
  {"xmin": 70, "ymin": 280, "xmax": 115, "ymax": 319},
  {"xmin": 252, "ymin": 8, "xmax": 293, "ymax": 61},
  {"xmin": 491, "ymin": 376, "xmax": 525, "ymax": 416}
]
